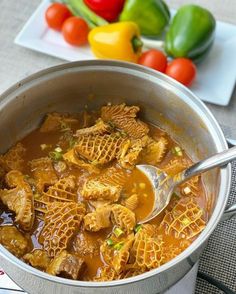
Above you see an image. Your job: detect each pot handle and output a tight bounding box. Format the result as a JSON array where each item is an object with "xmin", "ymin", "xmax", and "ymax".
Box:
[
  {"xmin": 221, "ymin": 203, "xmax": 236, "ymax": 222},
  {"xmin": 220, "ymin": 138, "xmax": 236, "ymax": 222}
]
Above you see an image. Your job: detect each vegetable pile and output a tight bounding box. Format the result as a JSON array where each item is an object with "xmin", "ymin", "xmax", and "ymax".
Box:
[{"xmin": 45, "ymin": 0, "xmax": 216, "ymax": 87}]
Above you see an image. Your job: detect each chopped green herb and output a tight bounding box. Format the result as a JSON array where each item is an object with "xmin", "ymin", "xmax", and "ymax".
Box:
[
  {"xmin": 49, "ymin": 146, "xmax": 64, "ymax": 161},
  {"xmin": 106, "ymin": 239, "xmax": 113, "ymax": 246},
  {"xmin": 114, "ymin": 227, "xmax": 124, "ymax": 237},
  {"xmin": 24, "ymin": 174, "xmax": 30, "ymax": 180},
  {"xmin": 49, "ymin": 151, "xmax": 63, "ymax": 161},
  {"xmin": 120, "ymin": 131, "xmax": 127, "ymax": 137},
  {"xmin": 69, "ymin": 138, "xmax": 77, "ymax": 149},
  {"xmin": 108, "ymin": 121, "xmax": 115, "ymax": 129},
  {"xmin": 91, "ymin": 160, "xmax": 99, "ymax": 165},
  {"xmin": 114, "ymin": 242, "xmax": 124, "ymax": 251},
  {"xmin": 54, "ymin": 147, "xmax": 62, "ymax": 153},
  {"xmin": 173, "ymin": 193, "xmax": 180, "ymax": 200},
  {"xmin": 172, "ymin": 146, "xmax": 183, "ymax": 157},
  {"xmin": 114, "ymin": 132, "xmax": 122, "ymax": 138},
  {"xmin": 134, "ymin": 224, "xmax": 142, "ymax": 233}
]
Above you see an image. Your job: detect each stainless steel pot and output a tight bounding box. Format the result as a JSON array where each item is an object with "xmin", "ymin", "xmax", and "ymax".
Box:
[{"xmin": 0, "ymin": 60, "xmax": 235, "ymax": 294}]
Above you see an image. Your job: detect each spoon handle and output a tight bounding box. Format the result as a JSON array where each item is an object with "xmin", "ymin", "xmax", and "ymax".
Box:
[{"xmin": 179, "ymin": 146, "xmax": 236, "ymax": 183}]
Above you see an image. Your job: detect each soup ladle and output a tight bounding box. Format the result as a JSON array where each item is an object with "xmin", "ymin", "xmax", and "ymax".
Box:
[{"xmin": 137, "ymin": 145, "xmax": 236, "ymax": 224}]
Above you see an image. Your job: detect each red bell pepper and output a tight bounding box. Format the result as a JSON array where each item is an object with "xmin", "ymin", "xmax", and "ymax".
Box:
[{"xmin": 83, "ymin": 0, "xmax": 125, "ymax": 22}]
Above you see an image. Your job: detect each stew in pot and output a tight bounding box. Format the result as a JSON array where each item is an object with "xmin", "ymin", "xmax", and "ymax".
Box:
[{"xmin": 0, "ymin": 103, "xmax": 207, "ymax": 281}]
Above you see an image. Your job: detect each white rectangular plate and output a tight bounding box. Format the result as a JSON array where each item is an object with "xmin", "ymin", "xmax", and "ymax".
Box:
[{"xmin": 15, "ymin": 0, "xmax": 236, "ymax": 106}]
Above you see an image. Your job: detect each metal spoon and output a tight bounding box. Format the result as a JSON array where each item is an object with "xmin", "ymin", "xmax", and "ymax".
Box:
[{"xmin": 137, "ymin": 145, "xmax": 236, "ymax": 224}]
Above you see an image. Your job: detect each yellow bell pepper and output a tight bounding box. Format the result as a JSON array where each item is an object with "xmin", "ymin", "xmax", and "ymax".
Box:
[{"xmin": 88, "ymin": 21, "xmax": 143, "ymax": 63}]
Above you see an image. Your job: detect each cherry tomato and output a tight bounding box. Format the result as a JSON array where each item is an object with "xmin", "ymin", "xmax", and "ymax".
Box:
[
  {"xmin": 165, "ymin": 58, "xmax": 197, "ymax": 86},
  {"xmin": 138, "ymin": 50, "xmax": 168, "ymax": 73},
  {"xmin": 62, "ymin": 17, "xmax": 89, "ymax": 46},
  {"xmin": 45, "ymin": 3, "xmax": 72, "ymax": 31},
  {"xmin": 84, "ymin": 0, "xmax": 125, "ymax": 22}
]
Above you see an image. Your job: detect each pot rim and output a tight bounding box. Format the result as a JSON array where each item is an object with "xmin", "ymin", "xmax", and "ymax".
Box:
[{"xmin": 0, "ymin": 60, "xmax": 231, "ymax": 288}]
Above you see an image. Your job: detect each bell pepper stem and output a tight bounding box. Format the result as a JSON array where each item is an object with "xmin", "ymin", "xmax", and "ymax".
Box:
[
  {"xmin": 141, "ymin": 37, "xmax": 165, "ymax": 51},
  {"xmin": 132, "ymin": 36, "xmax": 143, "ymax": 53}
]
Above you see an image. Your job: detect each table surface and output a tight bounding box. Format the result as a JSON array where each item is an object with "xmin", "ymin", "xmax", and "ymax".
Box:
[{"xmin": 0, "ymin": 1, "xmax": 236, "ymax": 293}]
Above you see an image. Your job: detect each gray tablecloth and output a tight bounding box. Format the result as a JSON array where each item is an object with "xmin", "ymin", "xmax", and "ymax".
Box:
[
  {"xmin": 196, "ymin": 162, "xmax": 236, "ymax": 293},
  {"xmin": 0, "ymin": 1, "xmax": 236, "ymax": 293}
]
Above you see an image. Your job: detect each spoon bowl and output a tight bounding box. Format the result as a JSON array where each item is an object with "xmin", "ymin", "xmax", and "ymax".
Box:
[
  {"xmin": 137, "ymin": 165, "xmax": 174, "ymax": 224},
  {"xmin": 137, "ymin": 145, "xmax": 236, "ymax": 223}
]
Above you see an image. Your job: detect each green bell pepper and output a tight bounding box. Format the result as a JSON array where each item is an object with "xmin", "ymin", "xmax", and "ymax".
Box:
[
  {"xmin": 119, "ymin": 0, "xmax": 170, "ymax": 37},
  {"xmin": 165, "ymin": 5, "xmax": 216, "ymax": 63}
]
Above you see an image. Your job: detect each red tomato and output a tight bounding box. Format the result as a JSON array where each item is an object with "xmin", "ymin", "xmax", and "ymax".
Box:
[
  {"xmin": 62, "ymin": 17, "xmax": 89, "ymax": 46},
  {"xmin": 165, "ymin": 58, "xmax": 197, "ymax": 86},
  {"xmin": 138, "ymin": 50, "xmax": 168, "ymax": 73},
  {"xmin": 84, "ymin": 0, "xmax": 125, "ymax": 22},
  {"xmin": 45, "ymin": 3, "xmax": 72, "ymax": 31}
]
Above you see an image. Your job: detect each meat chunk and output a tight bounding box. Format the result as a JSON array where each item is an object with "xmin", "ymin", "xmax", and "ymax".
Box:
[
  {"xmin": 88, "ymin": 200, "xmax": 112, "ymax": 209},
  {"xmin": 118, "ymin": 267, "xmax": 145, "ymax": 279},
  {"xmin": 111, "ymin": 204, "xmax": 136, "ymax": 232},
  {"xmin": 94, "ymin": 266, "xmax": 117, "ymax": 282},
  {"xmin": 23, "ymin": 249, "xmax": 51, "ymax": 270},
  {"xmin": 75, "ymin": 134, "xmax": 126, "ymax": 165},
  {"xmin": 0, "ymin": 143, "xmax": 26, "ymax": 172},
  {"xmin": 118, "ymin": 138, "xmax": 147, "ymax": 169},
  {"xmin": 161, "ymin": 240, "xmax": 190, "ymax": 264},
  {"xmin": 39, "ymin": 202, "xmax": 85, "ymax": 257},
  {"xmin": 101, "ymin": 103, "xmax": 149, "ymax": 139},
  {"xmin": 40, "ymin": 113, "xmax": 78, "ymax": 133},
  {"xmin": 141, "ymin": 137, "xmax": 168, "ymax": 165},
  {"xmin": 80, "ymin": 167, "xmax": 126, "ymax": 202},
  {"xmin": 63, "ymin": 149, "xmax": 100, "ymax": 174},
  {"xmin": 29, "ymin": 157, "xmax": 58, "ymax": 192},
  {"xmin": 73, "ymin": 231, "xmax": 101, "ymax": 256},
  {"xmin": 160, "ymin": 197, "xmax": 206, "ymax": 239},
  {"xmin": 179, "ymin": 176, "xmax": 200, "ymax": 197},
  {"xmin": 0, "ymin": 226, "xmax": 30, "ymax": 257},
  {"xmin": 99, "ymin": 166, "xmax": 127, "ymax": 186},
  {"xmin": 112, "ymin": 236, "xmax": 134, "ymax": 273},
  {"xmin": 0, "ymin": 170, "xmax": 34, "ymax": 231},
  {"xmin": 81, "ymin": 179, "xmax": 121, "ymax": 202},
  {"xmin": 100, "ymin": 234, "xmax": 134, "ymax": 273},
  {"xmin": 75, "ymin": 119, "xmax": 111, "ymax": 136},
  {"xmin": 41, "ymin": 176, "xmax": 77, "ymax": 203},
  {"xmin": 35, "ymin": 176, "xmax": 78, "ymax": 215},
  {"xmin": 84, "ymin": 205, "xmax": 112, "ymax": 232},
  {"xmin": 46, "ymin": 250, "xmax": 86, "ymax": 280},
  {"xmin": 122, "ymin": 194, "xmax": 139, "ymax": 211},
  {"xmin": 163, "ymin": 158, "xmax": 190, "ymax": 176},
  {"xmin": 129, "ymin": 224, "xmax": 162, "ymax": 270}
]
